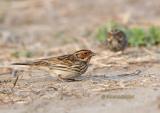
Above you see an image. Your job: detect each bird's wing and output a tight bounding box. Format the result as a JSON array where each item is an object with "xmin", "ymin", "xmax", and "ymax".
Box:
[
  {"xmin": 12, "ymin": 54, "xmax": 75, "ymax": 67},
  {"xmin": 35, "ymin": 55, "xmax": 73, "ymax": 66}
]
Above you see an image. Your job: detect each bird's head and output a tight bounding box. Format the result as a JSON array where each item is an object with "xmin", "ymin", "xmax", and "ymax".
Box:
[
  {"xmin": 108, "ymin": 29, "xmax": 125, "ymax": 41},
  {"xmin": 73, "ymin": 49, "xmax": 95, "ymax": 63}
]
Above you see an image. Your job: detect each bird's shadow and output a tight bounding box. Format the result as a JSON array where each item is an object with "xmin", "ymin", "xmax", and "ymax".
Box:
[
  {"xmin": 81, "ymin": 70, "xmax": 142, "ymax": 82},
  {"xmin": 11, "ymin": 69, "xmax": 142, "ymax": 84},
  {"xmin": 42, "ymin": 70, "xmax": 142, "ymax": 82}
]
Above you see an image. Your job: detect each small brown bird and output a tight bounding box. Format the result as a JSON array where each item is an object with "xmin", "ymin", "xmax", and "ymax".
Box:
[
  {"xmin": 12, "ymin": 50, "xmax": 95, "ymax": 81},
  {"xmin": 106, "ymin": 29, "xmax": 128, "ymax": 52}
]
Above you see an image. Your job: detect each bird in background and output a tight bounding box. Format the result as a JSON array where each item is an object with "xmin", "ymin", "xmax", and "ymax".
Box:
[
  {"xmin": 106, "ymin": 29, "xmax": 128, "ymax": 52},
  {"xmin": 12, "ymin": 49, "xmax": 95, "ymax": 81}
]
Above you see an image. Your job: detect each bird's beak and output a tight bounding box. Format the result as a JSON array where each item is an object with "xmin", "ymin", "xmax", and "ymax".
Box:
[{"xmin": 92, "ymin": 52, "xmax": 96, "ymax": 56}]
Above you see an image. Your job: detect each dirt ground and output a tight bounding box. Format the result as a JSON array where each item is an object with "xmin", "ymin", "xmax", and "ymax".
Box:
[{"xmin": 0, "ymin": 0, "xmax": 160, "ymax": 113}]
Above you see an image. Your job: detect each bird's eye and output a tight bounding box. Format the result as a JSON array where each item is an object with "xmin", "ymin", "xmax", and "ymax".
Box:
[{"xmin": 84, "ymin": 52, "xmax": 88, "ymax": 55}]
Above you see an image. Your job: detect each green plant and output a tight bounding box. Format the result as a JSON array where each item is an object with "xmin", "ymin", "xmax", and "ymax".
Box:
[
  {"xmin": 127, "ymin": 28, "xmax": 146, "ymax": 46},
  {"xmin": 12, "ymin": 50, "xmax": 33, "ymax": 58},
  {"xmin": 96, "ymin": 21, "xmax": 127, "ymax": 42},
  {"xmin": 96, "ymin": 25, "xmax": 108, "ymax": 42},
  {"xmin": 148, "ymin": 26, "xmax": 160, "ymax": 45},
  {"xmin": 96, "ymin": 21, "xmax": 160, "ymax": 47}
]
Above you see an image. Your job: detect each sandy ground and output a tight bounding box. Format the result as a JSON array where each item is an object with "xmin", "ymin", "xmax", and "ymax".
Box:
[
  {"xmin": 0, "ymin": 0, "xmax": 160, "ymax": 113},
  {"xmin": 0, "ymin": 47, "xmax": 160, "ymax": 113}
]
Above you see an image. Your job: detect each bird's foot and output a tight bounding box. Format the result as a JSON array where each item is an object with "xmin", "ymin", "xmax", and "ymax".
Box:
[{"xmin": 57, "ymin": 75, "xmax": 83, "ymax": 82}]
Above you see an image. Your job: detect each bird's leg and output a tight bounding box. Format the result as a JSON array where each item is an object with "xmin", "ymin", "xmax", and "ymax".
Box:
[
  {"xmin": 66, "ymin": 78, "xmax": 82, "ymax": 82},
  {"xmin": 57, "ymin": 75, "xmax": 65, "ymax": 82},
  {"xmin": 57, "ymin": 75, "xmax": 82, "ymax": 82}
]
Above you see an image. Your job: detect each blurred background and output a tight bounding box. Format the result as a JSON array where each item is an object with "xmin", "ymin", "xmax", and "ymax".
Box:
[{"xmin": 0, "ymin": 0, "xmax": 160, "ymax": 59}]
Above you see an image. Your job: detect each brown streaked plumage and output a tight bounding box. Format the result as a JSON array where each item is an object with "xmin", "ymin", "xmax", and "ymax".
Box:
[
  {"xmin": 106, "ymin": 29, "xmax": 128, "ymax": 52},
  {"xmin": 12, "ymin": 50, "xmax": 95, "ymax": 81}
]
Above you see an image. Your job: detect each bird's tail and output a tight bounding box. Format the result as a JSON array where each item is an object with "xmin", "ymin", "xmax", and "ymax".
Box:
[
  {"xmin": 0, "ymin": 67, "xmax": 13, "ymax": 75},
  {"xmin": 12, "ymin": 62, "xmax": 31, "ymax": 65}
]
